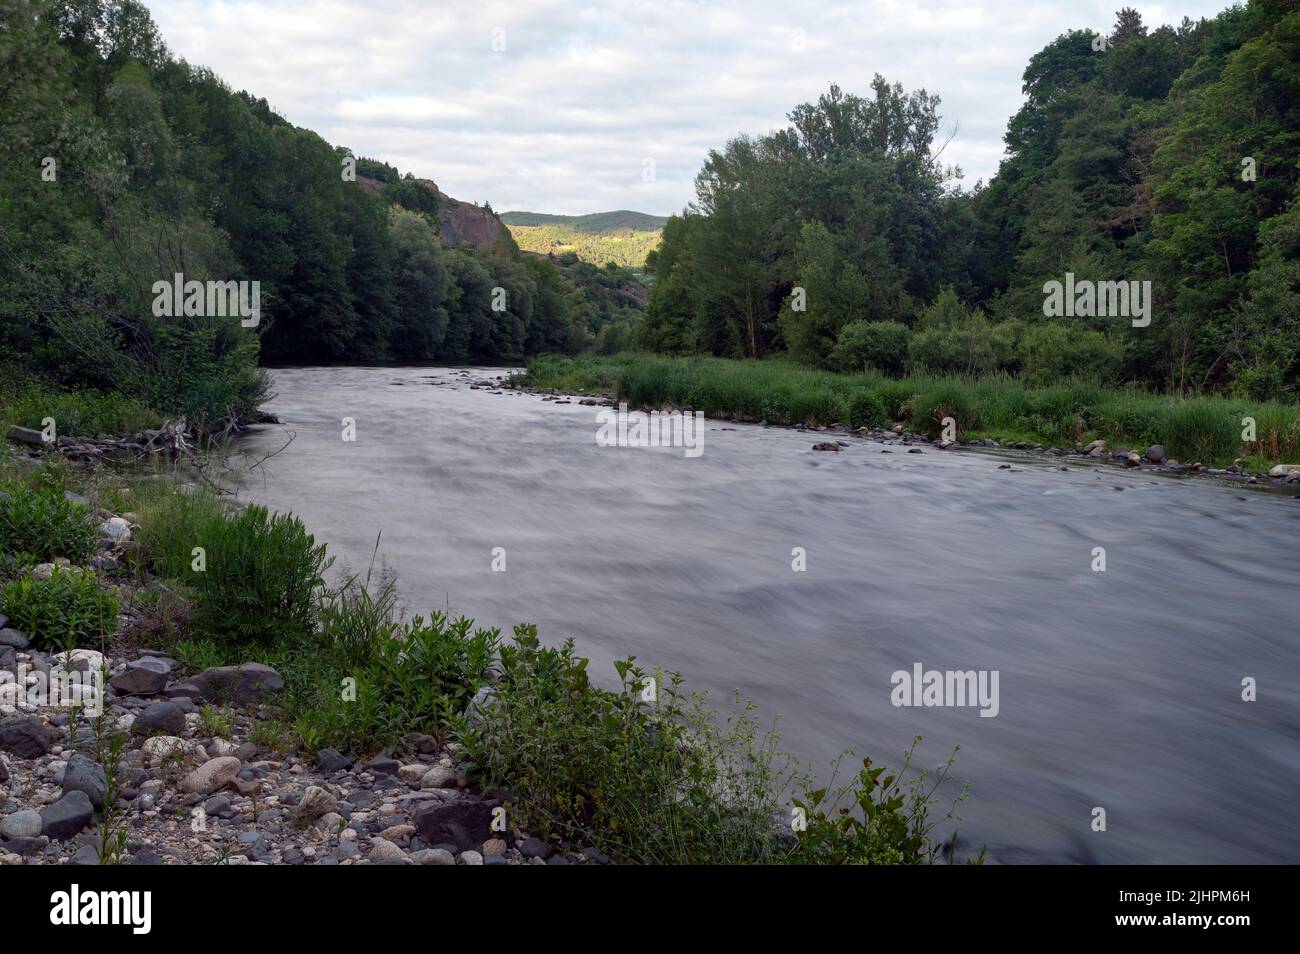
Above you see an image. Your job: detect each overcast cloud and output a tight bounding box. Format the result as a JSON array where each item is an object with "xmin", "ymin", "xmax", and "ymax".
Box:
[{"xmin": 150, "ymin": 1, "xmax": 1229, "ymax": 216}]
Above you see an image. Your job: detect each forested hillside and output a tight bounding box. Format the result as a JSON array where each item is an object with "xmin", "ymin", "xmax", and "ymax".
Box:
[
  {"xmin": 640, "ymin": 2, "xmax": 1300, "ymax": 400},
  {"xmin": 0, "ymin": 0, "xmax": 602, "ymax": 434}
]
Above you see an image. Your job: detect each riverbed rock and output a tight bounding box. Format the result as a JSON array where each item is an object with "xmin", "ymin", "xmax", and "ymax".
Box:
[
  {"xmin": 812, "ymin": 442, "xmax": 841, "ymax": 451},
  {"xmin": 42, "ymin": 790, "xmax": 93, "ymax": 840},
  {"xmin": 140, "ymin": 735, "xmax": 191, "ymax": 764},
  {"xmin": 109, "ymin": 658, "xmax": 170, "ymax": 696},
  {"xmin": 0, "ymin": 809, "xmax": 42, "ymax": 839},
  {"xmin": 296, "ymin": 786, "xmax": 337, "ymax": 819},
  {"xmin": 315, "ymin": 748, "xmax": 352, "ymax": 773},
  {"xmin": 420, "ymin": 765, "xmax": 458, "ymax": 790},
  {"xmin": 6, "ymin": 425, "xmax": 44, "ymax": 445},
  {"xmin": 62, "ymin": 754, "xmax": 108, "ymax": 808},
  {"xmin": 0, "ymin": 717, "xmax": 55, "ymax": 758},
  {"xmin": 411, "ymin": 800, "xmax": 493, "ymax": 851},
  {"xmin": 1145, "ymin": 444, "xmax": 1167, "ymax": 463},
  {"xmin": 1268, "ymin": 463, "xmax": 1300, "ymax": 479},
  {"xmin": 189, "ymin": 663, "xmax": 284, "ymax": 704},
  {"xmin": 99, "ymin": 517, "xmax": 131, "ymax": 544},
  {"xmin": 131, "ymin": 701, "xmax": 185, "ymax": 737},
  {"xmin": 179, "ymin": 756, "xmax": 242, "ymax": 795},
  {"xmin": 0, "ymin": 629, "xmax": 28, "ymax": 650}
]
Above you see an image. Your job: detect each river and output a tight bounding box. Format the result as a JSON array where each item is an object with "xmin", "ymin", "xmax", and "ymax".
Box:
[{"xmin": 236, "ymin": 365, "xmax": 1300, "ymax": 864}]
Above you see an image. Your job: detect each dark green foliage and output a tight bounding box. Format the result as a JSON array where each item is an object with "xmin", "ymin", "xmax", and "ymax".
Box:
[
  {"xmin": 788, "ymin": 741, "xmax": 980, "ymax": 865},
  {"xmin": 184, "ymin": 505, "xmax": 332, "ymax": 646},
  {"xmin": 456, "ymin": 624, "xmax": 800, "ymax": 864},
  {"xmin": 635, "ymin": 3, "xmax": 1300, "ymax": 404},
  {"xmin": 0, "ymin": 481, "xmax": 98, "ymax": 564},
  {"xmin": 0, "ymin": 568, "xmax": 119, "ymax": 650}
]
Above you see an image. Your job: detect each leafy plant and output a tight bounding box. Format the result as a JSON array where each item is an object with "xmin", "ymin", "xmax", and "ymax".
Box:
[
  {"xmin": 786, "ymin": 738, "xmax": 982, "ymax": 865},
  {"xmin": 0, "ymin": 568, "xmax": 119, "ymax": 649},
  {"xmin": 185, "ymin": 505, "xmax": 332, "ymax": 646},
  {"xmin": 0, "ymin": 481, "xmax": 98, "ymax": 563},
  {"xmin": 457, "ymin": 624, "xmax": 803, "ymax": 864}
]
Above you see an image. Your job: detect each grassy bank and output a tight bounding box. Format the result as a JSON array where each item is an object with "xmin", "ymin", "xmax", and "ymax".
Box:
[
  {"xmin": 519, "ymin": 354, "xmax": 1300, "ymax": 468},
  {"xmin": 0, "ymin": 378, "xmax": 161, "ymax": 439},
  {"xmin": 0, "ymin": 445, "xmax": 976, "ymax": 865}
]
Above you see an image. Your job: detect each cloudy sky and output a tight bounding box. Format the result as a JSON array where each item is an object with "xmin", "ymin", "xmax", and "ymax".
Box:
[{"xmin": 151, "ymin": 0, "xmax": 1227, "ymax": 216}]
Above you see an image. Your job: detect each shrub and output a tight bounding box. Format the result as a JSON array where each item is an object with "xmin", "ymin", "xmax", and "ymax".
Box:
[
  {"xmin": 0, "ymin": 568, "xmax": 119, "ymax": 650},
  {"xmin": 0, "ymin": 482, "xmax": 98, "ymax": 564},
  {"xmin": 830, "ymin": 321, "xmax": 912, "ymax": 374},
  {"xmin": 458, "ymin": 625, "xmax": 802, "ymax": 864},
  {"xmin": 185, "ymin": 505, "xmax": 332, "ymax": 646},
  {"xmin": 787, "ymin": 740, "xmax": 981, "ymax": 865},
  {"xmin": 910, "ymin": 383, "xmax": 979, "ymax": 436},
  {"xmin": 1017, "ymin": 323, "xmax": 1123, "ymax": 387},
  {"xmin": 293, "ymin": 613, "xmax": 498, "ymax": 754},
  {"xmin": 846, "ymin": 390, "xmax": 889, "ymax": 428}
]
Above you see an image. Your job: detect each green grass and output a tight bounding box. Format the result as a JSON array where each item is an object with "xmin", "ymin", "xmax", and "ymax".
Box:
[
  {"xmin": 1, "ymin": 381, "xmax": 160, "ymax": 438},
  {"xmin": 519, "ymin": 354, "xmax": 1300, "ymax": 467}
]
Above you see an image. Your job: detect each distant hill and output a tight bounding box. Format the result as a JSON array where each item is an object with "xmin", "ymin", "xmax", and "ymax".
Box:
[
  {"xmin": 500, "ymin": 210, "xmax": 669, "ymax": 232},
  {"xmin": 500, "ymin": 210, "xmax": 667, "ymax": 268}
]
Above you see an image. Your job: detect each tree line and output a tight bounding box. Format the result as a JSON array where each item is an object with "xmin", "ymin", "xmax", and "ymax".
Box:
[
  {"xmin": 639, "ymin": 2, "xmax": 1300, "ymax": 400},
  {"xmin": 0, "ymin": 0, "xmax": 605, "ymax": 432}
]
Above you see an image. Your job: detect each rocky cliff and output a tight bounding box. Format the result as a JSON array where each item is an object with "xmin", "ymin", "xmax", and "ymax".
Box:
[{"xmin": 357, "ymin": 175, "xmax": 512, "ymax": 249}]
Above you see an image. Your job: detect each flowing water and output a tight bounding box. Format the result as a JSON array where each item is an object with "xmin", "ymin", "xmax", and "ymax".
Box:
[{"xmin": 237, "ymin": 365, "xmax": 1300, "ymax": 864}]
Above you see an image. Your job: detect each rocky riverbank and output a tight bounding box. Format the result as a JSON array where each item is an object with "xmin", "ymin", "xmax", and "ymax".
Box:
[
  {"xmin": 0, "ymin": 645, "xmax": 607, "ymax": 866},
  {"xmin": 0, "ymin": 448, "xmax": 606, "ymax": 866}
]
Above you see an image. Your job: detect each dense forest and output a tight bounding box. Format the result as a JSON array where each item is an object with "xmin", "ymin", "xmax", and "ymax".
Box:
[
  {"xmin": 639, "ymin": 2, "xmax": 1300, "ymax": 400},
  {"xmin": 0, "ymin": 0, "xmax": 610, "ymax": 433}
]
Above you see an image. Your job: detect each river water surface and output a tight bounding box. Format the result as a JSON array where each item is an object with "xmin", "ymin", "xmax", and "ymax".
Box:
[{"xmin": 237, "ymin": 365, "xmax": 1300, "ymax": 864}]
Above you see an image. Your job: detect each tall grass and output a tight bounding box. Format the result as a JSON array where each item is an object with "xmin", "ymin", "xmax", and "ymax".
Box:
[
  {"xmin": 0, "ymin": 381, "xmax": 159, "ymax": 437},
  {"xmin": 520, "ymin": 354, "xmax": 1300, "ymax": 466}
]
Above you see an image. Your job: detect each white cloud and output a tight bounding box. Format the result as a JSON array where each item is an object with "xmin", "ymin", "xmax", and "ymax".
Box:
[{"xmin": 151, "ymin": 0, "xmax": 1231, "ymax": 215}]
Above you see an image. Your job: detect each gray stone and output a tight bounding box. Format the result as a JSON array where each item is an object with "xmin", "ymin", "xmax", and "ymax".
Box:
[
  {"xmin": 1145, "ymin": 444, "xmax": 1167, "ymax": 463},
  {"xmin": 62, "ymin": 754, "xmax": 108, "ymax": 808},
  {"xmin": 519, "ymin": 837, "xmax": 552, "ymax": 860},
  {"xmin": 179, "ymin": 756, "xmax": 241, "ymax": 795},
  {"xmin": 411, "ymin": 847, "xmax": 455, "ymax": 865},
  {"xmin": 0, "ymin": 628, "xmax": 29, "ymax": 650},
  {"xmin": 6, "ymin": 425, "xmax": 43, "ymax": 445},
  {"xmin": 42, "ymin": 790, "xmax": 93, "ymax": 840},
  {"xmin": 0, "ymin": 808, "xmax": 43, "ymax": 839},
  {"xmin": 0, "ymin": 716, "xmax": 55, "ymax": 758},
  {"xmin": 189, "ymin": 663, "xmax": 283, "ymax": 704},
  {"xmin": 411, "ymin": 800, "xmax": 493, "ymax": 852},
  {"xmin": 315, "ymin": 748, "xmax": 352, "ymax": 773},
  {"xmin": 109, "ymin": 659, "xmax": 170, "ymax": 696},
  {"xmin": 69, "ymin": 844, "xmax": 100, "ymax": 865},
  {"xmin": 130, "ymin": 701, "xmax": 186, "ymax": 737}
]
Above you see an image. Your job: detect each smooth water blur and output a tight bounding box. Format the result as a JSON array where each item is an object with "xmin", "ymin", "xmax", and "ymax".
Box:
[{"xmin": 238, "ymin": 366, "xmax": 1300, "ymax": 863}]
